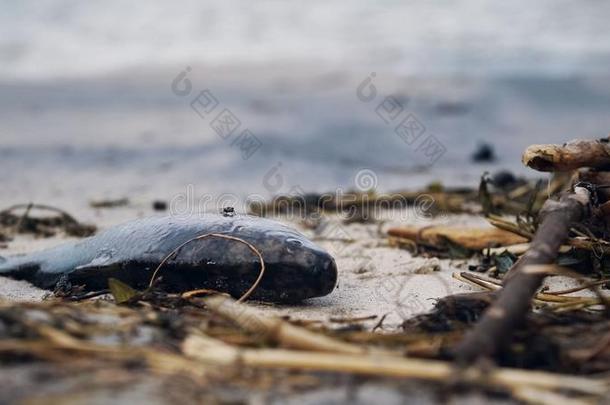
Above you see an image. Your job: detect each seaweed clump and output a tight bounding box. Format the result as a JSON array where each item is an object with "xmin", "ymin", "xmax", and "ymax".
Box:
[{"xmin": 0, "ymin": 203, "xmax": 96, "ymax": 239}]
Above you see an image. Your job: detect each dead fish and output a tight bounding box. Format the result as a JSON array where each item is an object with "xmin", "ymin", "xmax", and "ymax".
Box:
[{"xmin": 0, "ymin": 214, "xmax": 338, "ymax": 302}]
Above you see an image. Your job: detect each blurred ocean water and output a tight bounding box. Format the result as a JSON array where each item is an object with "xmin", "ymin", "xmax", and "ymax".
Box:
[
  {"xmin": 1, "ymin": 1, "xmax": 610, "ymax": 206},
  {"xmin": 3, "ymin": 0, "xmax": 610, "ymax": 80}
]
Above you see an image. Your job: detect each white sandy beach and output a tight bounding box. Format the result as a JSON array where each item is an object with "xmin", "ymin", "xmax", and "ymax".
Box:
[{"xmin": 0, "ymin": 203, "xmax": 588, "ymax": 332}]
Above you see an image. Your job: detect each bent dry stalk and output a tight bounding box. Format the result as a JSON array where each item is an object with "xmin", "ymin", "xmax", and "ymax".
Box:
[{"xmin": 148, "ymin": 233, "xmax": 266, "ymax": 303}]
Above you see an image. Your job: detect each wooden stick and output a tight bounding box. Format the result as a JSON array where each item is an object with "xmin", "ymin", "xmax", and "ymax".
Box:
[
  {"xmin": 182, "ymin": 335, "xmax": 608, "ymax": 396},
  {"xmin": 455, "ymin": 188, "xmax": 591, "ymax": 364},
  {"xmin": 387, "ymin": 225, "xmax": 528, "ymax": 250},
  {"xmin": 486, "ymin": 215, "xmax": 534, "ymax": 240},
  {"xmin": 544, "ymin": 278, "xmax": 610, "ymax": 295},
  {"xmin": 522, "ymin": 138, "xmax": 610, "ymax": 172},
  {"xmin": 452, "ymin": 272, "xmax": 601, "ymax": 305},
  {"xmin": 486, "ymin": 243, "xmax": 530, "ymax": 256},
  {"xmin": 486, "ymin": 243, "xmax": 577, "ymax": 256},
  {"xmin": 512, "ymin": 387, "xmax": 593, "ymax": 405},
  {"xmin": 203, "ymin": 295, "xmax": 392, "ymax": 356}
]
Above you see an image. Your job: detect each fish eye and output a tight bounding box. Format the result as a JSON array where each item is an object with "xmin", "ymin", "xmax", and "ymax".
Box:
[{"xmin": 286, "ymin": 237, "xmax": 303, "ymax": 247}]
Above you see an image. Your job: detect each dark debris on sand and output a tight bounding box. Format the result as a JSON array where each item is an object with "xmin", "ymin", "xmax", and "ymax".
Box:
[
  {"xmin": 0, "ymin": 280, "xmax": 606, "ymax": 404},
  {"xmin": 403, "ymin": 293, "xmax": 610, "ymax": 374},
  {"xmin": 0, "ymin": 203, "xmax": 96, "ymax": 240}
]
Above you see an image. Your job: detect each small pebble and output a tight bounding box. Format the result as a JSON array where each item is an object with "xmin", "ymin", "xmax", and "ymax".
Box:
[
  {"xmin": 152, "ymin": 200, "xmax": 168, "ymax": 211},
  {"xmin": 414, "ymin": 258, "xmax": 441, "ymax": 274},
  {"xmin": 472, "ymin": 143, "xmax": 496, "ymax": 163}
]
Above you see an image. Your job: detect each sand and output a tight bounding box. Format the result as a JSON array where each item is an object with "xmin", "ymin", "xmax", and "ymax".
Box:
[{"xmin": 0, "ymin": 204, "xmax": 588, "ymax": 332}]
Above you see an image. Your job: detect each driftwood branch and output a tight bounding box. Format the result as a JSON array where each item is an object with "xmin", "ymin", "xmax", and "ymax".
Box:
[
  {"xmin": 522, "ymin": 138, "xmax": 610, "ymax": 172},
  {"xmin": 455, "ymin": 188, "xmax": 591, "ymax": 364}
]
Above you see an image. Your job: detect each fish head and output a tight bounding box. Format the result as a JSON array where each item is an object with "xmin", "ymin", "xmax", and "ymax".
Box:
[
  {"xmin": 233, "ymin": 220, "xmax": 337, "ymax": 302},
  {"xmin": 166, "ymin": 215, "xmax": 338, "ymax": 302},
  {"xmin": 265, "ymin": 228, "xmax": 338, "ymax": 301}
]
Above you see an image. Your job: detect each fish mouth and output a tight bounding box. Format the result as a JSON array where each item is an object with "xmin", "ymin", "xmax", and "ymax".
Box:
[
  {"xmin": 312, "ymin": 253, "xmax": 338, "ymax": 298},
  {"xmin": 245, "ymin": 252, "xmax": 338, "ymax": 303},
  {"xmin": 283, "ymin": 253, "xmax": 338, "ymax": 302}
]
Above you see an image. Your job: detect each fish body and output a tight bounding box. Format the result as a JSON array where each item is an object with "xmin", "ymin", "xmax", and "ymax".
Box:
[{"xmin": 0, "ymin": 214, "xmax": 338, "ymax": 302}]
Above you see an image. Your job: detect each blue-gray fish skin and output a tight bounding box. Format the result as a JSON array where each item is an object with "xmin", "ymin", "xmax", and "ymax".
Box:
[{"xmin": 0, "ymin": 215, "xmax": 338, "ymax": 302}]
